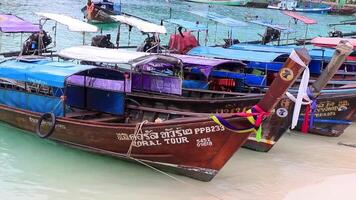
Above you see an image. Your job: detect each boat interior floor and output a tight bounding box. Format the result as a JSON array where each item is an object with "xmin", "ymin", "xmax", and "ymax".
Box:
[{"xmin": 64, "ymin": 105, "xmax": 207, "ymax": 124}]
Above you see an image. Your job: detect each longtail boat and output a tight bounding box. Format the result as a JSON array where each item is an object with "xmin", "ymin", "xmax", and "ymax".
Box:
[
  {"xmin": 59, "ymin": 41, "xmax": 354, "ymax": 152},
  {"xmin": 0, "ymin": 48, "xmax": 307, "ymax": 181},
  {"xmin": 0, "ymin": 14, "xmax": 40, "ymax": 57},
  {"xmin": 59, "ymin": 46, "xmax": 291, "ymax": 153},
  {"xmin": 267, "ymin": 0, "xmax": 332, "ymax": 13},
  {"xmin": 81, "ymin": 0, "xmax": 122, "ymax": 23},
  {"xmin": 1, "ymin": 13, "xmax": 99, "ymax": 58},
  {"xmin": 188, "ymin": 45, "xmax": 356, "ymax": 80}
]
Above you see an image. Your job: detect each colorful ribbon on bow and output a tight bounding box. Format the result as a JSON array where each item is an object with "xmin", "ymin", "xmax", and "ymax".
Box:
[
  {"xmin": 301, "ymin": 88, "xmax": 318, "ymax": 133},
  {"xmin": 287, "ymin": 87, "xmax": 318, "ymax": 133},
  {"xmin": 210, "ymin": 105, "xmax": 270, "ymax": 141}
]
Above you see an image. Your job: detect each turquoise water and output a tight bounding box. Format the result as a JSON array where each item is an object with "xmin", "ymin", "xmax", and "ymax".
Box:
[
  {"xmin": 0, "ymin": 1, "xmax": 356, "ymax": 199},
  {"xmin": 0, "ymin": 0, "xmax": 355, "ymax": 52}
]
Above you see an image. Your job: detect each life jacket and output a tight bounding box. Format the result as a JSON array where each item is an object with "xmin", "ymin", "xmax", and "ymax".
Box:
[
  {"xmin": 87, "ymin": 3, "xmax": 95, "ymax": 19},
  {"xmin": 215, "ymin": 79, "xmax": 235, "ymax": 87},
  {"xmin": 210, "ymin": 78, "xmax": 236, "ymax": 91},
  {"xmin": 168, "ymin": 31, "xmax": 198, "ymax": 54}
]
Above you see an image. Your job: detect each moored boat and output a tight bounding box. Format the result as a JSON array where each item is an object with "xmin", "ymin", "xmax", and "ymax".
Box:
[
  {"xmin": 0, "ymin": 14, "xmax": 41, "ymax": 57},
  {"xmin": 188, "ymin": 45, "xmax": 356, "ymax": 79},
  {"xmin": 82, "ymin": 0, "xmax": 122, "ymax": 23},
  {"xmin": 330, "ymin": 6, "xmax": 356, "ymax": 15},
  {"xmin": 58, "ymin": 42, "xmax": 354, "ymax": 152},
  {"xmin": 267, "ymin": 0, "xmax": 332, "ymax": 13},
  {"xmin": 0, "ymin": 48, "xmax": 308, "ymax": 180}
]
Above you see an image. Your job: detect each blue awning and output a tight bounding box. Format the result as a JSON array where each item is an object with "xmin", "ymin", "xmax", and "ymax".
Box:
[
  {"xmin": 187, "ymin": 46, "xmax": 289, "ymax": 62},
  {"xmin": 164, "ymin": 19, "xmax": 208, "ymax": 31},
  {"xmin": 0, "ymin": 59, "xmax": 96, "ymax": 88},
  {"xmin": 229, "ymin": 44, "xmax": 335, "ymax": 60},
  {"xmin": 190, "ymin": 11, "xmax": 247, "ymax": 27}
]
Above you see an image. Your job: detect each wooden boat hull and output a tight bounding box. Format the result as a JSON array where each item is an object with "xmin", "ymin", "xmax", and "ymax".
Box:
[
  {"xmin": 0, "ymin": 104, "xmax": 256, "ymax": 181},
  {"xmin": 128, "ymin": 88, "xmax": 356, "ymax": 152},
  {"xmin": 244, "ymin": 1, "xmax": 268, "ymax": 8},
  {"xmin": 294, "ymin": 92, "xmax": 356, "ymax": 137},
  {"xmin": 267, "ymin": 5, "xmax": 331, "ymax": 13},
  {"xmin": 128, "ymin": 92, "xmax": 291, "ymax": 152},
  {"xmin": 330, "ymin": 7, "xmax": 356, "ymax": 15},
  {"xmin": 82, "ymin": 6, "xmax": 115, "ymax": 23}
]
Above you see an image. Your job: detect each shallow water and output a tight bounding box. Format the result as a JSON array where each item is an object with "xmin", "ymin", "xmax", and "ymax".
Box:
[
  {"xmin": 0, "ymin": 122, "xmax": 355, "ymax": 200},
  {"xmin": 0, "ymin": 0, "xmax": 356, "ymax": 199}
]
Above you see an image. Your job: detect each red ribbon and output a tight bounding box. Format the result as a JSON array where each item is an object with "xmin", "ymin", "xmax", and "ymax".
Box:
[
  {"xmin": 301, "ymin": 104, "xmax": 311, "ymax": 133},
  {"xmin": 234, "ymin": 105, "xmax": 270, "ymax": 127}
]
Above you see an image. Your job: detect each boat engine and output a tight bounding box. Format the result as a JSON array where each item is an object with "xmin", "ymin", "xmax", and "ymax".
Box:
[
  {"xmin": 261, "ymin": 27, "xmax": 281, "ymax": 44},
  {"xmin": 137, "ymin": 34, "xmax": 161, "ymax": 53},
  {"xmin": 223, "ymin": 38, "xmax": 240, "ymax": 48},
  {"xmin": 22, "ymin": 31, "xmax": 52, "ymax": 55},
  {"xmin": 329, "ymin": 30, "xmax": 343, "ymax": 37},
  {"xmin": 91, "ymin": 34, "xmax": 115, "ymax": 48}
]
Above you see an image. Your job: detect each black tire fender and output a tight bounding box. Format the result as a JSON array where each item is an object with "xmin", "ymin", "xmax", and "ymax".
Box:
[{"xmin": 36, "ymin": 113, "xmax": 56, "ymax": 138}]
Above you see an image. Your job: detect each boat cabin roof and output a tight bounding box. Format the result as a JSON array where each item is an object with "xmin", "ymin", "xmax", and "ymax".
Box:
[
  {"xmin": 0, "ymin": 58, "xmax": 96, "ymax": 88},
  {"xmin": 59, "ymin": 45, "xmax": 246, "ymax": 69},
  {"xmin": 188, "ymin": 46, "xmax": 289, "ymax": 63},
  {"xmin": 163, "ymin": 19, "xmax": 208, "ymax": 32},
  {"xmin": 311, "ymin": 37, "xmax": 356, "ymax": 50},
  {"xmin": 229, "ymin": 44, "xmax": 335, "ymax": 60},
  {"xmin": 111, "ymin": 14, "xmax": 166, "ymax": 34},
  {"xmin": 59, "ymin": 45, "xmax": 149, "ymax": 64},
  {"xmin": 35, "ymin": 12, "xmax": 98, "ymax": 33},
  {"xmin": 0, "ymin": 14, "xmax": 40, "ymax": 33},
  {"xmin": 174, "ymin": 54, "xmax": 245, "ymax": 67},
  {"xmin": 282, "ymin": 11, "xmax": 317, "ymax": 25},
  {"xmin": 249, "ymin": 20, "xmax": 295, "ymax": 33},
  {"xmin": 189, "ymin": 11, "xmax": 247, "ymax": 27}
]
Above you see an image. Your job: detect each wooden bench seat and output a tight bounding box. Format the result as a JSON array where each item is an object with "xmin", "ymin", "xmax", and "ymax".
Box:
[
  {"xmin": 89, "ymin": 116, "xmax": 122, "ymax": 122},
  {"xmin": 126, "ymin": 104, "xmax": 207, "ymax": 117},
  {"xmin": 66, "ymin": 111, "xmax": 98, "ymax": 118}
]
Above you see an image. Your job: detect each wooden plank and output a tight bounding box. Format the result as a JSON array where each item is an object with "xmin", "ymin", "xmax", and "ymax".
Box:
[
  {"xmin": 66, "ymin": 111, "xmax": 98, "ymax": 118},
  {"xmin": 126, "ymin": 105, "xmax": 207, "ymax": 117},
  {"xmin": 89, "ymin": 116, "xmax": 121, "ymax": 122}
]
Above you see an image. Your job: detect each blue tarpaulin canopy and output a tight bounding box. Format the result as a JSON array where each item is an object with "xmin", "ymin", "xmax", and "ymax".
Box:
[
  {"xmin": 229, "ymin": 44, "xmax": 335, "ymax": 61},
  {"xmin": 0, "ymin": 59, "xmax": 96, "ymax": 88},
  {"xmin": 189, "ymin": 11, "xmax": 247, "ymax": 27},
  {"xmin": 187, "ymin": 46, "xmax": 289, "ymax": 62},
  {"xmin": 164, "ymin": 19, "xmax": 208, "ymax": 31}
]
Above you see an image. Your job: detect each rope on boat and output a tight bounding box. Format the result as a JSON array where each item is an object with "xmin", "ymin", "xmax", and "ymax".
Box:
[
  {"xmin": 125, "ymin": 156, "xmax": 224, "ymax": 200},
  {"xmin": 338, "ymin": 142, "xmax": 356, "ymax": 148},
  {"xmin": 126, "ymin": 120, "xmax": 148, "ymax": 157},
  {"xmin": 124, "ymin": 120, "xmax": 224, "ymax": 200}
]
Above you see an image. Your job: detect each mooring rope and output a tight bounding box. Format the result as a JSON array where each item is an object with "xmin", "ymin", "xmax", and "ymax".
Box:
[
  {"xmin": 125, "ymin": 120, "xmax": 224, "ymax": 200},
  {"xmin": 126, "ymin": 120, "xmax": 148, "ymax": 157},
  {"xmin": 126, "ymin": 156, "xmax": 224, "ymax": 200}
]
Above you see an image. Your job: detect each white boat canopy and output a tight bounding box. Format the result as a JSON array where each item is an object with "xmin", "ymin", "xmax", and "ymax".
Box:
[
  {"xmin": 190, "ymin": 11, "xmax": 247, "ymax": 27},
  {"xmin": 58, "ymin": 46, "xmax": 149, "ymax": 64},
  {"xmin": 35, "ymin": 12, "xmax": 98, "ymax": 33},
  {"xmin": 111, "ymin": 14, "xmax": 167, "ymax": 34}
]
